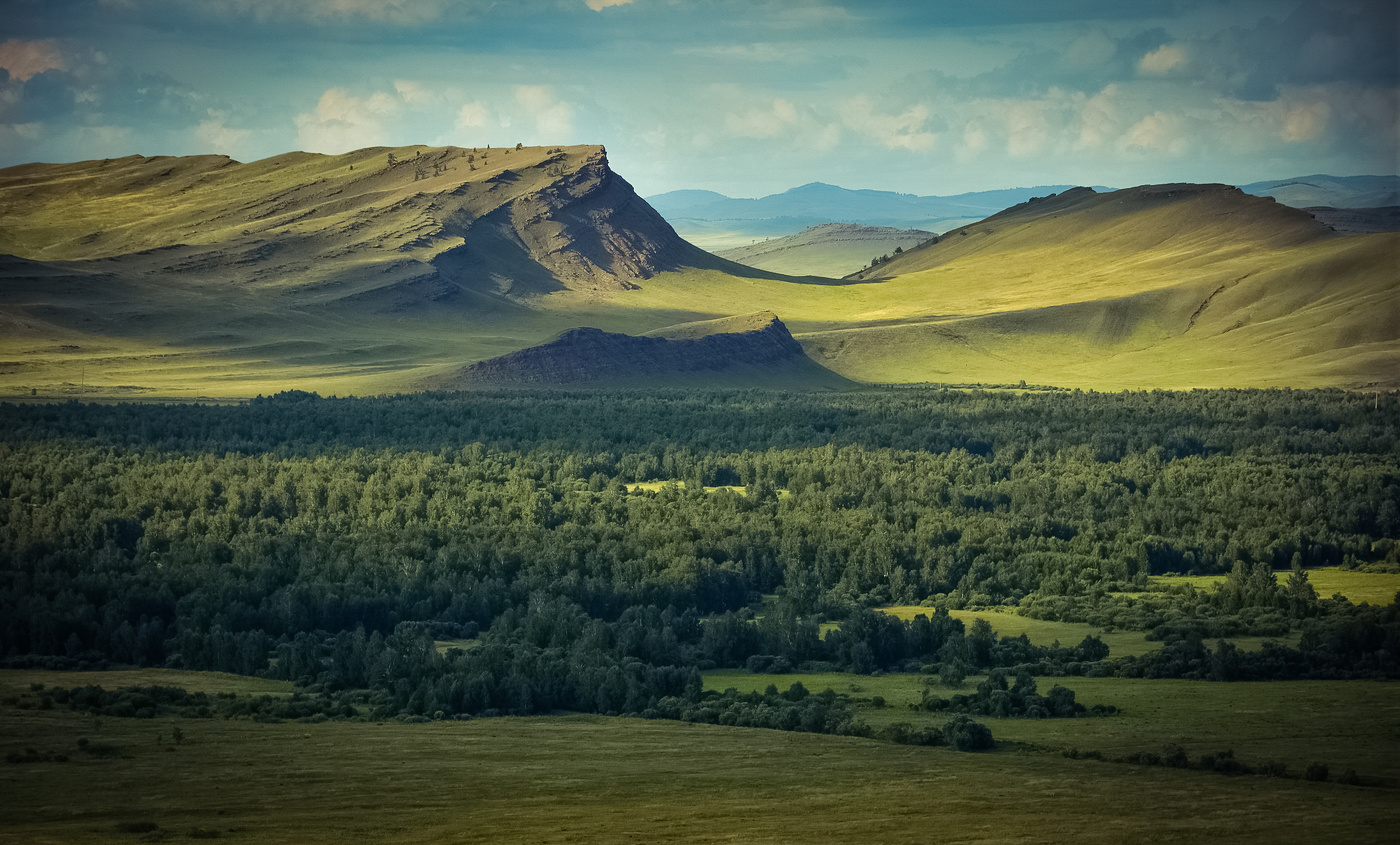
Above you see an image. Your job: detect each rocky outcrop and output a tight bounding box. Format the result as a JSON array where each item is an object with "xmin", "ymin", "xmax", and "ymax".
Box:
[{"xmin": 457, "ymin": 313, "xmax": 826, "ymax": 386}]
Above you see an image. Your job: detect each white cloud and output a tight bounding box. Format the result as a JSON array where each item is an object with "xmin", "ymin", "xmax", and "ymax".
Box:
[
  {"xmin": 1281, "ymin": 100, "xmax": 1330, "ymax": 143},
  {"xmin": 584, "ymin": 0, "xmax": 632, "ymax": 10},
  {"xmin": 0, "ymin": 39, "xmax": 65, "ymax": 82},
  {"xmin": 514, "ymin": 85, "xmax": 574, "ymax": 140},
  {"xmin": 393, "ymin": 80, "xmax": 432, "ymax": 105},
  {"xmin": 726, "ymin": 98, "xmax": 799, "ymax": 139},
  {"xmin": 294, "ymin": 88, "xmax": 400, "ymax": 153},
  {"xmin": 455, "ymin": 100, "xmax": 490, "ymax": 130},
  {"xmin": 193, "ymin": 0, "xmax": 458, "ymax": 25},
  {"xmin": 840, "ymin": 96, "xmax": 936, "ymax": 151},
  {"xmin": 1122, "ymin": 111, "xmax": 1188, "ymax": 156},
  {"xmin": 1139, "ymin": 44, "xmax": 1187, "ymax": 75},
  {"xmin": 195, "ymin": 110, "xmax": 250, "ymax": 153}
]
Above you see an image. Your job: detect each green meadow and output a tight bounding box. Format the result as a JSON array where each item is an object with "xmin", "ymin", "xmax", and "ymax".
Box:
[
  {"xmin": 705, "ymin": 670, "xmax": 1400, "ymax": 786},
  {"xmin": 3, "ymin": 668, "xmax": 1399, "ymax": 844},
  {"xmin": 1151, "ymin": 567, "xmax": 1400, "ymax": 607}
]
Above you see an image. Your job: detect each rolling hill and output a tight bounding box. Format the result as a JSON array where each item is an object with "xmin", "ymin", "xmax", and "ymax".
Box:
[
  {"xmin": 715, "ymin": 223, "xmax": 934, "ymax": 277},
  {"xmin": 1, "ymin": 148, "xmax": 1396, "ymax": 395},
  {"xmin": 646, "ymin": 182, "xmax": 1081, "ymax": 250}
]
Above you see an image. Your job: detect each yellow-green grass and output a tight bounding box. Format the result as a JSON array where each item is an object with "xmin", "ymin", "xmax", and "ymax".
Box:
[
  {"xmin": 715, "ymin": 226, "xmax": 933, "ymax": 278},
  {"xmin": 708, "ymin": 669, "xmax": 1400, "ymax": 784},
  {"xmin": 628, "ymin": 481, "xmax": 791, "ymax": 498},
  {"xmin": 555, "ymin": 225, "xmax": 1399, "ymax": 392},
  {"xmin": 879, "ymin": 606, "xmax": 1161, "ymax": 657},
  {"xmin": 1151, "ymin": 567, "xmax": 1400, "ymax": 607},
  {"xmin": 4, "ymin": 669, "xmax": 1397, "ymax": 843},
  {"xmin": 881, "ymin": 606, "xmax": 1300, "ymax": 656}
]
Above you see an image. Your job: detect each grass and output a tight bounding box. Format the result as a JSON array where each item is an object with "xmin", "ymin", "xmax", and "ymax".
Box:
[
  {"xmin": 706, "ymin": 669, "xmax": 1400, "ymax": 785},
  {"xmin": 880, "ymin": 606, "xmax": 1160, "ymax": 657},
  {"xmin": 714, "ymin": 225, "xmax": 932, "ymax": 278},
  {"xmin": 628, "ymin": 481, "xmax": 791, "ymax": 498},
  {"xmin": 1151, "ymin": 567, "xmax": 1400, "ymax": 607},
  {"xmin": 3, "ymin": 668, "xmax": 1398, "ymax": 843}
]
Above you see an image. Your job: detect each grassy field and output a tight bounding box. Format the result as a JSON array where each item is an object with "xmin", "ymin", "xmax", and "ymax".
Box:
[
  {"xmin": 1151, "ymin": 567, "xmax": 1400, "ymax": 607},
  {"xmin": 706, "ymin": 669, "xmax": 1400, "ymax": 785},
  {"xmin": 878, "ymin": 606, "xmax": 1298, "ymax": 657},
  {"xmin": 3, "ymin": 668, "xmax": 1398, "ymax": 843}
]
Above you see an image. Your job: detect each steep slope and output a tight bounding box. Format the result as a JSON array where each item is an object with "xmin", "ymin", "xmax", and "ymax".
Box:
[
  {"xmin": 0, "ymin": 145, "xmax": 775, "ymax": 396},
  {"xmin": 717, "ymin": 224, "xmax": 934, "ymax": 277},
  {"xmin": 449, "ymin": 313, "xmax": 852, "ymax": 389}
]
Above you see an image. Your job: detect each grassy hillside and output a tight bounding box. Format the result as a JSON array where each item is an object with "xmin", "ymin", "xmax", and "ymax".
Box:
[
  {"xmin": 581, "ymin": 185, "xmax": 1399, "ymax": 390},
  {"xmin": 2, "ymin": 151, "xmax": 1396, "ymax": 395}
]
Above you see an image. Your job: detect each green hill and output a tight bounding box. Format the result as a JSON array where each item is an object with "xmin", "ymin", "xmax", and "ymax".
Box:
[{"xmin": 1, "ymin": 151, "xmax": 1396, "ymax": 396}]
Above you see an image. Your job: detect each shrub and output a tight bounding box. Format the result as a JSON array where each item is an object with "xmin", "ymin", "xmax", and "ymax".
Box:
[{"xmin": 944, "ymin": 714, "xmax": 994, "ymax": 751}]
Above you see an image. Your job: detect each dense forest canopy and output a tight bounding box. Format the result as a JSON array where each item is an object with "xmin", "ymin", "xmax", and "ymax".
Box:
[{"xmin": 1, "ymin": 388, "xmax": 1397, "ymax": 724}]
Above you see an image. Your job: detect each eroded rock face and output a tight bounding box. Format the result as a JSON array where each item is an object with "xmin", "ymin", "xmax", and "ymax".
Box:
[
  {"xmin": 460, "ymin": 314, "xmax": 807, "ymax": 385},
  {"xmin": 507, "ymin": 149, "xmax": 706, "ymax": 289}
]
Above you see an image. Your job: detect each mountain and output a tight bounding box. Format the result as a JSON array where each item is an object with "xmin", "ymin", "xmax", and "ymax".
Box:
[
  {"xmin": 2, "ymin": 148, "xmax": 1396, "ymax": 395},
  {"xmin": 816, "ymin": 184, "xmax": 1398, "ymax": 389},
  {"xmin": 1303, "ymin": 206, "xmax": 1400, "ymax": 234},
  {"xmin": 716, "ymin": 223, "xmax": 934, "ymax": 277},
  {"xmin": 0, "ymin": 145, "xmax": 776, "ymax": 397},
  {"xmin": 1240, "ymin": 175, "xmax": 1400, "ymax": 209},
  {"xmin": 646, "ymin": 182, "xmax": 1083, "ymax": 250},
  {"xmin": 449, "ymin": 312, "xmax": 852, "ymax": 389}
]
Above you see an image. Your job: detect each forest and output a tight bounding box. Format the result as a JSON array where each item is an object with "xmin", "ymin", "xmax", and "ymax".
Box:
[{"xmin": 1, "ymin": 388, "xmax": 1397, "ymax": 736}]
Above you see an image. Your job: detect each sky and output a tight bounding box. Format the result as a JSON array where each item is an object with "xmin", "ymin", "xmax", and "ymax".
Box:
[{"xmin": 0, "ymin": 0, "xmax": 1395, "ymax": 196}]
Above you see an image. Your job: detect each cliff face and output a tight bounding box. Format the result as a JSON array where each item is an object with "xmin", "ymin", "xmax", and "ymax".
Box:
[
  {"xmin": 0, "ymin": 144, "xmax": 731, "ymax": 315},
  {"xmin": 502, "ymin": 149, "xmax": 718, "ymax": 289},
  {"xmin": 457, "ymin": 313, "xmax": 822, "ymax": 386}
]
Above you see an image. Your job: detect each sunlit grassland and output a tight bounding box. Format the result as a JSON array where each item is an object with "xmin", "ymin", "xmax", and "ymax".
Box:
[
  {"xmin": 1149, "ymin": 567, "xmax": 1400, "ymax": 607},
  {"xmin": 706, "ymin": 669, "xmax": 1400, "ymax": 785},
  {"xmin": 880, "ymin": 606, "xmax": 1161, "ymax": 657},
  {"xmin": 3, "ymin": 669, "xmax": 1398, "ymax": 844},
  {"xmin": 878, "ymin": 606, "xmax": 1297, "ymax": 657},
  {"xmin": 554, "ymin": 228, "xmax": 1399, "ymax": 392}
]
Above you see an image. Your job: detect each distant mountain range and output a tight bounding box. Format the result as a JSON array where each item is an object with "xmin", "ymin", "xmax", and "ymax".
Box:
[
  {"xmin": 646, "ymin": 183, "xmax": 1086, "ymax": 247},
  {"xmin": 648, "ymin": 175, "xmax": 1399, "ymax": 249},
  {"xmin": 1239, "ymin": 175, "xmax": 1399, "ymax": 209}
]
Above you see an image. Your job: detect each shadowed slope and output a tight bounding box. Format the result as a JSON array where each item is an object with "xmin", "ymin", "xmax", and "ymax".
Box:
[{"xmin": 449, "ymin": 313, "xmax": 853, "ymax": 389}]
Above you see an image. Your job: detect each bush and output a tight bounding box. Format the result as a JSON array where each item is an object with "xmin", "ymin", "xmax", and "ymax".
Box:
[
  {"xmin": 944, "ymin": 714, "xmax": 994, "ymax": 751},
  {"xmin": 1304, "ymin": 762, "xmax": 1329, "ymax": 782}
]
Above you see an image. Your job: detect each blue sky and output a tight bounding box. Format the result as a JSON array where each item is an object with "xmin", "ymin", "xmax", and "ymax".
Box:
[{"xmin": 0, "ymin": 0, "xmax": 1395, "ymax": 195}]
